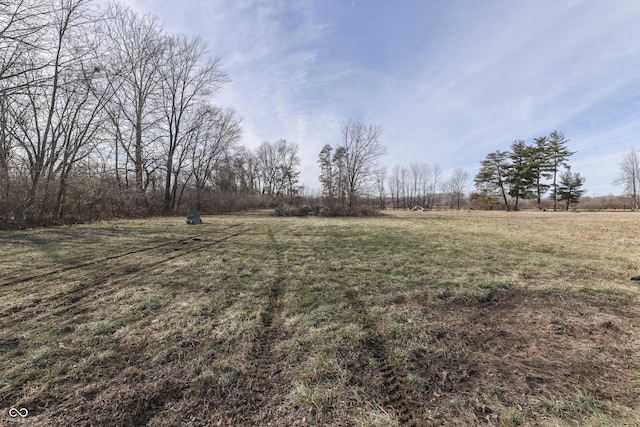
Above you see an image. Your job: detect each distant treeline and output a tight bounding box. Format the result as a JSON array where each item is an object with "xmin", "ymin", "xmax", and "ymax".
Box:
[{"xmin": 2, "ymin": 2, "xmax": 635, "ymax": 230}]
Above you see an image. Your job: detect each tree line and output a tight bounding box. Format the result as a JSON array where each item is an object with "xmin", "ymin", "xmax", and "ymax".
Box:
[
  {"xmin": 2, "ymin": 2, "xmax": 637, "ymax": 228},
  {"xmin": 387, "ymin": 164, "xmax": 470, "ymax": 210},
  {"xmin": 0, "ymin": 0, "xmax": 304, "ymax": 229},
  {"xmin": 316, "ymin": 121, "xmax": 474, "ymax": 214},
  {"xmin": 471, "ymin": 131, "xmax": 585, "ymax": 211}
]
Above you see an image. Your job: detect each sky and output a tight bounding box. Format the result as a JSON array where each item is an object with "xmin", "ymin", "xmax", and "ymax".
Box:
[{"xmin": 121, "ymin": 0, "xmax": 640, "ymax": 196}]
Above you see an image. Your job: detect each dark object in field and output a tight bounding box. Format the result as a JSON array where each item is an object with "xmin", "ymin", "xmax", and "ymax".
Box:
[
  {"xmin": 186, "ymin": 209, "xmax": 202, "ymax": 225},
  {"xmin": 631, "ymin": 276, "xmax": 640, "ymax": 281}
]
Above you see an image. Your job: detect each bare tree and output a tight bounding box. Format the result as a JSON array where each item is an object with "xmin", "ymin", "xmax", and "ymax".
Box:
[
  {"xmin": 401, "ymin": 166, "xmax": 410, "ymax": 208},
  {"xmin": 52, "ymin": 56, "xmax": 114, "ymax": 220},
  {"xmin": 216, "ymin": 146, "xmax": 255, "ymax": 194},
  {"xmin": 615, "ymin": 147, "xmax": 640, "ymax": 211},
  {"xmin": 416, "ymin": 163, "xmax": 432, "ymax": 208},
  {"xmin": 12, "ymin": 0, "xmax": 99, "ymax": 222},
  {"xmin": 387, "ymin": 164, "xmax": 403, "ymax": 209},
  {"xmin": 374, "ymin": 164, "xmax": 386, "ymax": 210},
  {"xmin": 408, "ymin": 163, "xmax": 423, "ymax": 208},
  {"xmin": 0, "ymin": 81, "xmax": 25, "ymax": 220},
  {"xmin": 444, "ymin": 168, "xmax": 469, "ymax": 209},
  {"xmin": 255, "ymin": 139, "xmax": 300, "ymax": 200},
  {"xmin": 0, "ymin": 0, "xmax": 48, "ymax": 89},
  {"xmin": 157, "ymin": 33, "xmax": 228, "ymax": 213},
  {"xmin": 0, "ymin": 1, "xmax": 261, "ymax": 226},
  {"xmin": 339, "ymin": 119, "xmax": 385, "ymax": 213},
  {"xmin": 425, "ymin": 163, "xmax": 442, "ymax": 209},
  {"xmin": 190, "ymin": 105, "xmax": 242, "ymax": 202},
  {"xmin": 105, "ymin": 4, "xmax": 164, "ymax": 193}
]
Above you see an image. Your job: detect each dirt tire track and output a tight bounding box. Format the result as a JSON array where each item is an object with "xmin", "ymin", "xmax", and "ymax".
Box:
[
  {"xmin": 345, "ymin": 290, "xmax": 419, "ymax": 427},
  {"xmin": 368, "ymin": 336, "xmax": 416, "ymax": 426},
  {"xmin": 0, "ymin": 226, "xmax": 254, "ymax": 323},
  {"xmin": 0, "ymin": 235, "xmax": 195, "ymax": 288},
  {"xmin": 219, "ymin": 226, "xmax": 286, "ymax": 426},
  {"xmin": 1, "ymin": 226, "xmax": 256, "ymax": 422},
  {"xmin": 216, "ymin": 281, "xmax": 283, "ymax": 426},
  {"xmin": 0, "ymin": 224, "xmax": 244, "ymax": 288}
]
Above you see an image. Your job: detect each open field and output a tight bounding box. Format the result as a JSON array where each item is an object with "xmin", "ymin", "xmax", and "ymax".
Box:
[{"xmin": 1, "ymin": 211, "xmax": 639, "ymax": 426}]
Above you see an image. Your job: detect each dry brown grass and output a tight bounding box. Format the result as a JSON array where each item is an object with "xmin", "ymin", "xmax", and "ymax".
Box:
[{"xmin": 1, "ymin": 211, "xmax": 639, "ymax": 426}]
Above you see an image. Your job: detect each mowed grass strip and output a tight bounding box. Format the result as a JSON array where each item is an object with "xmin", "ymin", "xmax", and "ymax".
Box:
[{"xmin": 0, "ymin": 211, "xmax": 639, "ymax": 426}]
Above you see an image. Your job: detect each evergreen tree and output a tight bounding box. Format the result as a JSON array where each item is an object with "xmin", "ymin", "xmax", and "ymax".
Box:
[
  {"xmin": 531, "ymin": 136, "xmax": 552, "ymax": 209},
  {"xmin": 332, "ymin": 146, "xmax": 347, "ymax": 208},
  {"xmin": 318, "ymin": 144, "xmax": 334, "ymax": 203},
  {"xmin": 474, "ymin": 150, "xmax": 511, "ymax": 210},
  {"xmin": 558, "ymin": 168, "xmax": 586, "ymax": 210},
  {"xmin": 469, "ymin": 190, "xmax": 500, "ymax": 210},
  {"xmin": 546, "ymin": 131, "xmax": 576, "ymax": 211},
  {"xmin": 506, "ymin": 140, "xmax": 536, "ymax": 211}
]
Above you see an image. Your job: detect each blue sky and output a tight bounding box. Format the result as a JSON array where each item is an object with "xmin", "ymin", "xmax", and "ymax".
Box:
[{"xmin": 122, "ymin": 0, "xmax": 640, "ymax": 196}]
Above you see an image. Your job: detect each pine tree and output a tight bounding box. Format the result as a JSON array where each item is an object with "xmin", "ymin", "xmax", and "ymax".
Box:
[
  {"xmin": 531, "ymin": 136, "xmax": 552, "ymax": 209},
  {"xmin": 558, "ymin": 168, "xmax": 586, "ymax": 210},
  {"xmin": 332, "ymin": 146, "xmax": 347, "ymax": 208},
  {"xmin": 318, "ymin": 144, "xmax": 334, "ymax": 204},
  {"xmin": 546, "ymin": 131, "xmax": 576, "ymax": 211},
  {"xmin": 506, "ymin": 140, "xmax": 537, "ymax": 211},
  {"xmin": 475, "ymin": 150, "xmax": 511, "ymax": 210}
]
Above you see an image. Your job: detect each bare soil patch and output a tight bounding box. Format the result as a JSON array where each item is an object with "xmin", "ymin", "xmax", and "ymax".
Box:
[{"xmin": 401, "ymin": 287, "xmax": 640, "ymax": 425}]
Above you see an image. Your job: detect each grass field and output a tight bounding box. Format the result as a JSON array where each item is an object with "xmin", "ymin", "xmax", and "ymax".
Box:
[{"xmin": 1, "ymin": 211, "xmax": 639, "ymax": 426}]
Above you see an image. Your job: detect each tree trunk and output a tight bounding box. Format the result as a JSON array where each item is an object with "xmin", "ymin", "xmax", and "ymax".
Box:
[
  {"xmin": 552, "ymin": 169, "xmax": 558, "ymax": 211},
  {"xmin": 164, "ymin": 155, "xmax": 173, "ymax": 214},
  {"xmin": 134, "ymin": 108, "xmax": 144, "ymax": 191}
]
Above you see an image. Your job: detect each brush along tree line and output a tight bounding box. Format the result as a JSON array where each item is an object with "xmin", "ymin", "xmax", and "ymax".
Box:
[
  {"xmin": 472, "ymin": 131, "xmax": 586, "ymax": 211},
  {"xmin": 0, "ymin": 0, "xmax": 305, "ymax": 229},
  {"xmin": 318, "ymin": 123, "xmax": 475, "ymax": 215}
]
